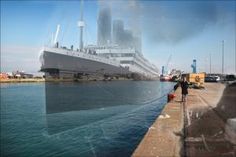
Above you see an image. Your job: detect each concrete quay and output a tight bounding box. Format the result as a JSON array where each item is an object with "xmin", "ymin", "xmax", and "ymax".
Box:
[
  {"xmin": 132, "ymin": 82, "xmax": 236, "ymax": 157},
  {"xmin": 132, "ymin": 87, "xmax": 184, "ymax": 157}
]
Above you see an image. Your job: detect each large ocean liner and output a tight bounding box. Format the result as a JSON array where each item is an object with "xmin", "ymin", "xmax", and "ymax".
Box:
[{"xmin": 40, "ymin": 3, "xmax": 159, "ymax": 80}]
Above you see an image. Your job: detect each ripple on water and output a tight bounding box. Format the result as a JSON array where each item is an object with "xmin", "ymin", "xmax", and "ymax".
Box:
[{"xmin": 1, "ymin": 81, "xmax": 174, "ymax": 157}]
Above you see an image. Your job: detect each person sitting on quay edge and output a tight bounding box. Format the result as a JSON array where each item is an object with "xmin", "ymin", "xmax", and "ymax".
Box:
[{"xmin": 181, "ymin": 77, "xmax": 189, "ymax": 102}]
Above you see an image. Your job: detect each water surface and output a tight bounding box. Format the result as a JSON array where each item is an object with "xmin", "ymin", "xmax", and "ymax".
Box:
[{"xmin": 1, "ymin": 81, "xmax": 174, "ymax": 157}]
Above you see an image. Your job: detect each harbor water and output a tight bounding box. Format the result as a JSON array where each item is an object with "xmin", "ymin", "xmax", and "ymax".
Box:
[{"xmin": 1, "ymin": 81, "xmax": 174, "ymax": 157}]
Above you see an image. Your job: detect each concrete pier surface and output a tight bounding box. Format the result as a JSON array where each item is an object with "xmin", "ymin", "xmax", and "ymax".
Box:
[{"xmin": 132, "ymin": 82, "xmax": 236, "ymax": 157}]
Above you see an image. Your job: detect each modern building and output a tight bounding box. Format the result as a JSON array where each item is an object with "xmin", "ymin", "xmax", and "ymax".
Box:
[{"xmin": 0, "ymin": 73, "xmax": 8, "ymax": 79}]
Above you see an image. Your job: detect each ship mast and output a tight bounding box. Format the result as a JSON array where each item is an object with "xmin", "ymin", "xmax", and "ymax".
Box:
[
  {"xmin": 78, "ymin": 0, "xmax": 84, "ymax": 51},
  {"xmin": 54, "ymin": 24, "xmax": 60, "ymax": 45}
]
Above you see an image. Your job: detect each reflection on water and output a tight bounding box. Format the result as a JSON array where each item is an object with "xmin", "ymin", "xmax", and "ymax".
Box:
[
  {"xmin": 46, "ymin": 81, "xmax": 168, "ymax": 113},
  {"xmin": 45, "ymin": 81, "xmax": 172, "ymax": 134},
  {"xmin": 1, "ymin": 81, "xmax": 174, "ymax": 157}
]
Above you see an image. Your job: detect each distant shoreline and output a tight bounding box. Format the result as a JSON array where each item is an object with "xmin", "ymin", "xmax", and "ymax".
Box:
[
  {"xmin": 0, "ymin": 78, "xmax": 136, "ymax": 83},
  {"xmin": 0, "ymin": 78, "xmax": 45, "ymax": 83}
]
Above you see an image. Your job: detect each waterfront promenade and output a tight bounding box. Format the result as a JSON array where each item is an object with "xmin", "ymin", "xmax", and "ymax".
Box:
[{"xmin": 133, "ymin": 82, "xmax": 236, "ymax": 157}]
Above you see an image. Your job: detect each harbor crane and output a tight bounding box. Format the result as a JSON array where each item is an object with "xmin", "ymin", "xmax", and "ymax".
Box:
[{"xmin": 162, "ymin": 54, "xmax": 172, "ymax": 75}]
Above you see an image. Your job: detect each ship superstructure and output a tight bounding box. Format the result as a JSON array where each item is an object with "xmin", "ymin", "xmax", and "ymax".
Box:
[{"xmin": 40, "ymin": 3, "xmax": 159, "ymax": 80}]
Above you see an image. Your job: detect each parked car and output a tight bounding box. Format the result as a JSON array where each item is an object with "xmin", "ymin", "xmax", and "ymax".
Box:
[
  {"xmin": 205, "ymin": 76, "xmax": 218, "ymax": 82},
  {"xmin": 215, "ymin": 76, "xmax": 220, "ymax": 82},
  {"xmin": 225, "ymin": 75, "xmax": 236, "ymax": 81}
]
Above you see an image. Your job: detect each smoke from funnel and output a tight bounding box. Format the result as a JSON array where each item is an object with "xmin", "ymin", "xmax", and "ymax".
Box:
[
  {"xmin": 98, "ymin": 0, "xmax": 222, "ymax": 44},
  {"xmin": 143, "ymin": 2, "xmax": 219, "ymax": 44},
  {"xmin": 97, "ymin": 7, "xmax": 112, "ymax": 46},
  {"xmin": 98, "ymin": 1, "xmax": 142, "ymax": 53}
]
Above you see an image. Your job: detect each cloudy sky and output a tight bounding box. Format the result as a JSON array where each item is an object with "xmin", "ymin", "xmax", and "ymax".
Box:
[{"xmin": 1, "ymin": 0, "xmax": 236, "ymax": 74}]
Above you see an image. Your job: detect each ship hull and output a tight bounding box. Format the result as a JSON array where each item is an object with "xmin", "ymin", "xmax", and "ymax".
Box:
[
  {"xmin": 160, "ymin": 75, "xmax": 172, "ymax": 81},
  {"xmin": 40, "ymin": 47, "xmax": 159, "ymax": 80},
  {"xmin": 40, "ymin": 49, "xmax": 130, "ymax": 78}
]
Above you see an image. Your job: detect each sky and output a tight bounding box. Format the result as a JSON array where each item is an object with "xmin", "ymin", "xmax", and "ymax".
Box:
[{"xmin": 1, "ymin": 0, "xmax": 236, "ymax": 75}]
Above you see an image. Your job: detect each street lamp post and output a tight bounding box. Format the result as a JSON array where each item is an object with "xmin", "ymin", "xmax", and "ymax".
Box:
[
  {"xmin": 210, "ymin": 53, "xmax": 211, "ymax": 74},
  {"xmin": 222, "ymin": 40, "xmax": 224, "ymax": 75}
]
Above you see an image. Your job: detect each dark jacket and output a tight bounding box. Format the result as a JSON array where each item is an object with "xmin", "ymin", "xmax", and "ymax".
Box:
[
  {"xmin": 174, "ymin": 82, "xmax": 179, "ymax": 91},
  {"xmin": 181, "ymin": 81, "xmax": 188, "ymax": 95}
]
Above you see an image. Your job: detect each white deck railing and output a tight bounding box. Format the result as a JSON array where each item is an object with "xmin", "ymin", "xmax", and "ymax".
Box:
[{"xmin": 44, "ymin": 47, "xmax": 121, "ymax": 67}]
